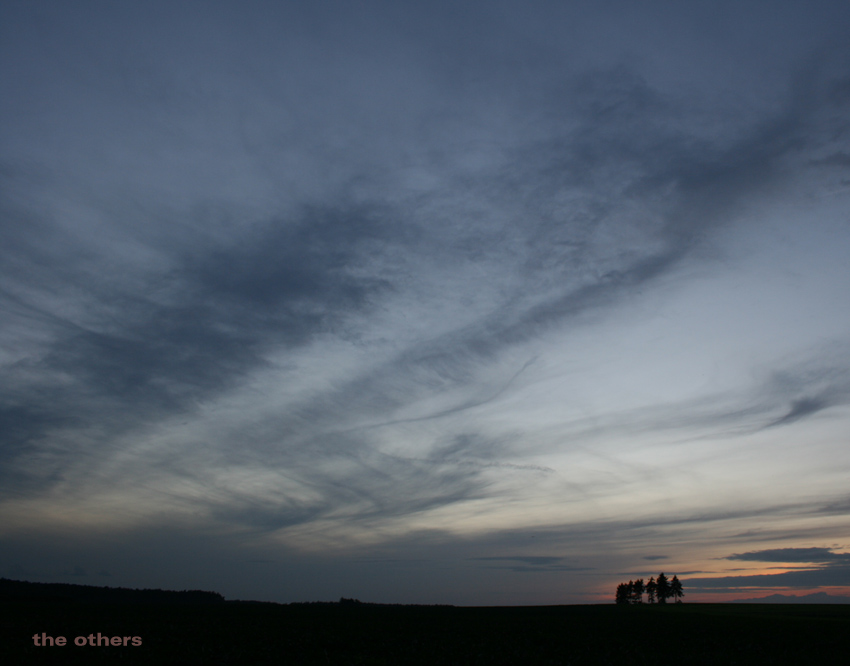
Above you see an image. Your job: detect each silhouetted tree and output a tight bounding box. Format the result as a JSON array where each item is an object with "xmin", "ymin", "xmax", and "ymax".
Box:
[
  {"xmin": 614, "ymin": 572, "xmax": 683, "ymax": 605},
  {"xmin": 670, "ymin": 575, "xmax": 684, "ymax": 603},
  {"xmin": 646, "ymin": 576, "xmax": 657, "ymax": 604},
  {"xmin": 339, "ymin": 597, "xmax": 362, "ymax": 605},
  {"xmin": 631, "ymin": 578, "xmax": 645, "ymax": 604},
  {"xmin": 655, "ymin": 572, "xmax": 670, "ymax": 604}
]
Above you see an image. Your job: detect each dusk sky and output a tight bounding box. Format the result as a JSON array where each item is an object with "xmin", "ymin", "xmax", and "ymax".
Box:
[{"xmin": 2, "ymin": 0, "xmax": 850, "ymax": 605}]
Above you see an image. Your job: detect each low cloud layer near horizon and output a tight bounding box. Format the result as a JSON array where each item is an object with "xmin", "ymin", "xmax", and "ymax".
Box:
[{"xmin": 2, "ymin": 0, "xmax": 850, "ymax": 604}]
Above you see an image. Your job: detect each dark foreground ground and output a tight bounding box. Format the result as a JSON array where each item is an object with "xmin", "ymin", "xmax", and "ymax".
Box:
[{"xmin": 3, "ymin": 598, "xmax": 849, "ymax": 665}]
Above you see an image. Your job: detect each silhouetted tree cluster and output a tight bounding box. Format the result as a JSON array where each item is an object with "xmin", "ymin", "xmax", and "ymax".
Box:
[{"xmin": 615, "ymin": 573, "xmax": 683, "ymax": 604}]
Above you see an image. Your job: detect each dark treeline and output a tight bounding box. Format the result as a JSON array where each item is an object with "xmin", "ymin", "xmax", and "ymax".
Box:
[
  {"xmin": 1, "ymin": 580, "xmax": 458, "ymax": 608},
  {"xmin": 615, "ymin": 573, "xmax": 683, "ymax": 604},
  {"xmin": 288, "ymin": 598, "xmax": 455, "ymax": 608},
  {"xmin": 0, "ymin": 577, "xmax": 224, "ymax": 605}
]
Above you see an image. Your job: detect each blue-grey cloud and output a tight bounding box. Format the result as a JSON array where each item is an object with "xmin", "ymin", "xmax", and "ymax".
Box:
[
  {"xmin": 473, "ymin": 556, "xmax": 565, "ymax": 565},
  {"xmin": 733, "ymin": 591, "xmax": 850, "ymax": 603},
  {"xmin": 725, "ymin": 547, "xmax": 850, "ymax": 563},
  {"xmin": 686, "ymin": 566, "xmax": 850, "ymax": 591},
  {"xmin": 764, "ymin": 397, "xmax": 835, "ymax": 429},
  {"xmin": 810, "ymin": 151, "xmax": 850, "ymax": 168},
  {"xmin": 687, "ymin": 546, "xmax": 850, "ymax": 592},
  {"xmin": 470, "ymin": 555, "xmax": 594, "ymax": 573}
]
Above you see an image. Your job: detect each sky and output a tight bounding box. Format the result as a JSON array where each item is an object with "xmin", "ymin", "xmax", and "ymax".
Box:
[{"xmin": 1, "ymin": 0, "xmax": 849, "ymax": 605}]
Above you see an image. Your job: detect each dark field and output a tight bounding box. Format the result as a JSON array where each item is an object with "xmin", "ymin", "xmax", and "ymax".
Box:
[{"xmin": 3, "ymin": 598, "xmax": 849, "ymax": 665}]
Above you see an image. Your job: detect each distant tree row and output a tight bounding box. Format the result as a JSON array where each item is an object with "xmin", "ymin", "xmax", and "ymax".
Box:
[
  {"xmin": 0, "ymin": 578, "xmax": 224, "ymax": 605},
  {"xmin": 615, "ymin": 573, "xmax": 683, "ymax": 604}
]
